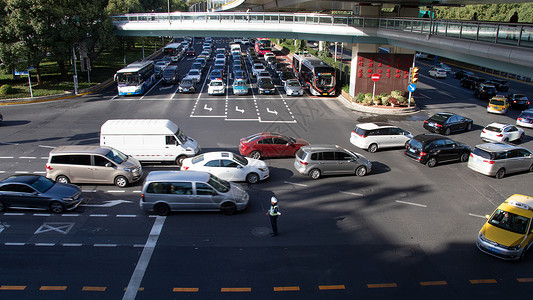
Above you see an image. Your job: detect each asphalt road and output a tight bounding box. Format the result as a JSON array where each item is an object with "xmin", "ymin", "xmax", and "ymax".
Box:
[{"xmin": 0, "ymin": 39, "xmax": 533, "ymax": 299}]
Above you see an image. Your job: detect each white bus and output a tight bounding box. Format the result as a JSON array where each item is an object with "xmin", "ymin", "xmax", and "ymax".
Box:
[{"xmin": 114, "ymin": 61, "xmax": 156, "ymax": 96}]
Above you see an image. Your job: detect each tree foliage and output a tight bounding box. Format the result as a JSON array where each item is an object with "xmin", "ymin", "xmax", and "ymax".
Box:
[{"xmin": 436, "ymin": 3, "xmax": 533, "ymax": 23}]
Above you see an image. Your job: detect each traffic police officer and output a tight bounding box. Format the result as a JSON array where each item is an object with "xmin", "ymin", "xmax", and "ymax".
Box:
[{"xmin": 267, "ymin": 196, "xmax": 281, "ymax": 236}]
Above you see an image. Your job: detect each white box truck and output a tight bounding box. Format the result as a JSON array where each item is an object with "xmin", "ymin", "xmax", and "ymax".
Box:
[{"xmin": 100, "ymin": 119, "xmax": 200, "ymax": 166}]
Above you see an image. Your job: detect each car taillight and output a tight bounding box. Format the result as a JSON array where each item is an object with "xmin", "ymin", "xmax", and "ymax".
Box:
[
  {"xmin": 46, "ymin": 164, "xmax": 52, "ymax": 170},
  {"xmin": 140, "ymin": 194, "xmax": 145, "ymax": 202},
  {"xmin": 299, "ymin": 160, "xmax": 308, "ymax": 165},
  {"xmin": 182, "ymin": 166, "xmax": 189, "ymax": 170},
  {"xmin": 483, "ymin": 160, "xmax": 495, "ymax": 165},
  {"xmin": 496, "ymin": 134, "xmax": 503, "ymax": 137},
  {"xmin": 419, "ymin": 151, "xmax": 427, "ymax": 156},
  {"xmin": 352, "ymin": 131, "xmax": 365, "ymax": 138},
  {"xmin": 518, "ymin": 118, "xmax": 523, "ymax": 121},
  {"xmin": 436, "ymin": 124, "xmax": 442, "ymax": 127},
  {"xmin": 470, "ymin": 153, "xmax": 474, "ymax": 157},
  {"xmin": 424, "ymin": 120, "xmax": 428, "ymax": 124}
]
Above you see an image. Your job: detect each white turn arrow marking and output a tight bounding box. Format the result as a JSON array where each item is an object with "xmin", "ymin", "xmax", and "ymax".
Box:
[
  {"xmin": 81, "ymin": 200, "xmax": 133, "ymax": 208},
  {"xmin": 204, "ymin": 104, "xmax": 212, "ymax": 111},
  {"xmin": 236, "ymin": 106, "xmax": 244, "ymax": 114},
  {"xmin": 267, "ymin": 108, "xmax": 278, "ymax": 115}
]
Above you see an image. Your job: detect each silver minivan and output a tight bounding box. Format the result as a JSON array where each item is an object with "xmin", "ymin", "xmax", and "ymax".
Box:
[
  {"xmin": 467, "ymin": 143, "xmax": 533, "ymax": 179},
  {"xmin": 293, "ymin": 145, "xmax": 372, "ymax": 179},
  {"xmin": 46, "ymin": 146, "xmax": 142, "ymax": 187},
  {"xmin": 140, "ymin": 171, "xmax": 249, "ymax": 216}
]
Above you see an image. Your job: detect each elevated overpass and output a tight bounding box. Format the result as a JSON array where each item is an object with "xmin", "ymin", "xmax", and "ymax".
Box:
[{"xmin": 112, "ymin": 12, "xmax": 533, "ymax": 77}]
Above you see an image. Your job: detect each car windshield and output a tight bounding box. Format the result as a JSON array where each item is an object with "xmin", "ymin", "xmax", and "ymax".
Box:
[
  {"xmin": 104, "ymin": 148, "xmax": 128, "ymax": 164},
  {"xmin": 490, "ymin": 100, "xmax": 505, "ymax": 106},
  {"xmin": 472, "ymin": 147, "xmax": 494, "ymax": 160},
  {"xmin": 189, "ymin": 70, "xmax": 199, "ymax": 76},
  {"xmin": 429, "ymin": 114, "xmax": 450, "ymax": 123},
  {"xmin": 163, "ymin": 69, "xmax": 175, "ymax": 76},
  {"xmin": 30, "ymin": 176, "xmax": 55, "ymax": 193},
  {"xmin": 287, "ymin": 81, "xmax": 300, "ymax": 87},
  {"xmin": 175, "ymin": 128, "xmax": 188, "ymax": 144},
  {"xmin": 191, "ymin": 154, "xmax": 204, "ymax": 165},
  {"xmin": 234, "ymin": 81, "xmax": 246, "ymax": 86},
  {"xmin": 514, "ymin": 94, "xmax": 527, "ymax": 100},
  {"xmin": 208, "ymin": 174, "xmax": 230, "ymax": 193},
  {"xmin": 489, "ymin": 209, "xmax": 530, "ymax": 235},
  {"xmin": 520, "ymin": 112, "xmax": 533, "ymax": 118},
  {"xmin": 211, "ymin": 81, "xmax": 223, "ymax": 86},
  {"xmin": 233, "ymin": 154, "xmax": 249, "ymax": 166},
  {"xmin": 181, "ymin": 79, "xmax": 193, "ymax": 85}
]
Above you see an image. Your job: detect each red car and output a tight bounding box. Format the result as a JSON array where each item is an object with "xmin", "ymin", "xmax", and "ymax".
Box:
[{"xmin": 239, "ymin": 132, "xmax": 309, "ymax": 159}]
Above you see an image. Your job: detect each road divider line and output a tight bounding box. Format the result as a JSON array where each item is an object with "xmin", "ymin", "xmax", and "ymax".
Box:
[
  {"xmin": 517, "ymin": 278, "xmax": 533, "ymax": 283},
  {"xmin": 117, "ymin": 215, "xmax": 138, "ymax": 218},
  {"xmin": 35, "ymin": 243, "xmax": 55, "ymax": 246},
  {"xmin": 40, "ymin": 286, "xmax": 67, "ymax": 291},
  {"xmin": 82, "ymin": 286, "xmax": 107, "ymax": 291},
  {"xmin": 15, "ymin": 171, "xmax": 29, "ymax": 174},
  {"xmin": 107, "ymin": 190, "xmax": 126, "ymax": 193},
  {"xmin": 319, "ymin": 285, "xmax": 346, "ymax": 290},
  {"xmin": 123, "ymin": 216, "xmax": 166, "ymax": 300},
  {"xmin": 5, "ymin": 242, "xmax": 25, "ymax": 246},
  {"xmin": 283, "ymin": 181, "xmax": 308, "ymax": 187},
  {"xmin": 19, "ymin": 157, "xmax": 36, "ymax": 159},
  {"xmin": 62, "ymin": 243, "xmax": 83, "ymax": 247},
  {"xmin": 420, "ymin": 281, "xmax": 448, "ymax": 286},
  {"xmin": 468, "ymin": 213, "xmax": 486, "ymax": 218},
  {"xmin": 62, "ymin": 214, "xmax": 79, "ymax": 217},
  {"xmin": 221, "ymin": 287, "xmax": 252, "ymax": 292},
  {"xmin": 274, "ymin": 286, "xmax": 300, "ymax": 291},
  {"xmin": 470, "ymin": 279, "xmax": 497, "ymax": 284},
  {"xmin": 173, "ymin": 287, "xmax": 199, "ymax": 292},
  {"xmin": 0, "ymin": 157, "xmax": 14, "ymax": 159},
  {"xmin": 367, "ymin": 283, "xmax": 397, "ymax": 288},
  {"xmin": 33, "ymin": 213, "xmax": 51, "ymax": 217},
  {"xmin": 94, "ymin": 244, "xmax": 117, "ymax": 247},
  {"xmin": 395, "ymin": 200, "xmax": 427, "ymax": 208},
  {"xmin": 4, "ymin": 213, "xmax": 24, "ymax": 216},
  {"xmin": 0, "ymin": 286, "xmax": 26, "ymax": 290},
  {"xmin": 339, "ymin": 191, "xmax": 364, "ymax": 196},
  {"xmin": 89, "ymin": 214, "xmax": 108, "ymax": 217}
]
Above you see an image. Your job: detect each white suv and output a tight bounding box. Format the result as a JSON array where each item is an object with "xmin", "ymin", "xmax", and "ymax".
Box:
[{"xmin": 350, "ymin": 122, "xmax": 413, "ymax": 153}]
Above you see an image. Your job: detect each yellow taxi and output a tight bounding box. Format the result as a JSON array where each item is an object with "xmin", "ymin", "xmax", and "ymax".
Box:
[
  {"xmin": 487, "ymin": 96, "xmax": 510, "ymax": 114},
  {"xmin": 477, "ymin": 194, "xmax": 533, "ymax": 261}
]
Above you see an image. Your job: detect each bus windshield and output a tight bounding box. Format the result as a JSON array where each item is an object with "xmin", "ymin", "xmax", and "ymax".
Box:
[
  {"xmin": 316, "ymin": 74, "xmax": 334, "ymax": 87},
  {"xmin": 116, "ymin": 73, "xmax": 140, "ymax": 86}
]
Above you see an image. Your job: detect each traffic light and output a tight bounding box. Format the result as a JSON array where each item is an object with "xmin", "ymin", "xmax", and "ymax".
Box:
[{"xmin": 411, "ymin": 67, "xmax": 419, "ymax": 83}]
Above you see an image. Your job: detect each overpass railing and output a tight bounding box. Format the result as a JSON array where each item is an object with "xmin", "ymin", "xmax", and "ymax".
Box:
[{"xmin": 112, "ymin": 12, "xmax": 533, "ymax": 48}]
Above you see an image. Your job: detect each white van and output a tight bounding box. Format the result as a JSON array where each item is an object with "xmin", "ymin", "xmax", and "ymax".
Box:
[
  {"xmin": 100, "ymin": 119, "xmax": 200, "ymax": 166},
  {"xmin": 230, "ymin": 44, "xmax": 241, "ymax": 55}
]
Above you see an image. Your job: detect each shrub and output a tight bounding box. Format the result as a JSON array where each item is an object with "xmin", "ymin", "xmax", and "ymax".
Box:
[
  {"xmin": 381, "ymin": 96, "xmax": 390, "ymax": 106},
  {"xmin": 396, "ymin": 95, "xmax": 406, "ymax": 104},
  {"xmin": 0, "ymin": 84, "xmax": 14, "ymax": 95},
  {"xmin": 391, "ymin": 90, "xmax": 402, "ymax": 97},
  {"xmin": 342, "ymin": 85, "xmax": 349, "ymax": 94},
  {"xmin": 362, "ymin": 93, "xmax": 374, "ymax": 106},
  {"xmin": 355, "ymin": 93, "xmax": 365, "ymax": 103}
]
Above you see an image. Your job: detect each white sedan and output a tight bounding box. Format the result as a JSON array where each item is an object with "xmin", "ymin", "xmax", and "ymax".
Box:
[
  {"xmin": 480, "ymin": 123, "xmax": 525, "ymax": 143},
  {"xmin": 181, "ymin": 152, "xmax": 269, "ymax": 184},
  {"xmin": 429, "ymin": 67, "xmax": 447, "ymax": 78},
  {"xmin": 208, "ymin": 79, "xmax": 226, "ymax": 95}
]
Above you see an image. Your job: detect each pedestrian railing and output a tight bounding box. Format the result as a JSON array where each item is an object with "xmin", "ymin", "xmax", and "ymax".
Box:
[{"xmin": 112, "ymin": 12, "xmax": 533, "ymax": 48}]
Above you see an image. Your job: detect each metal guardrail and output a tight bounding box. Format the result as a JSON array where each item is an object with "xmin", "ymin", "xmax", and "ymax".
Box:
[{"xmin": 112, "ymin": 12, "xmax": 533, "ymax": 48}]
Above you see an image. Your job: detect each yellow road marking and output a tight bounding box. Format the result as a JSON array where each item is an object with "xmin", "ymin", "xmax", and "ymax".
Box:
[
  {"xmin": 123, "ymin": 287, "xmax": 144, "ymax": 291},
  {"xmin": 420, "ymin": 281, "xmax": 448, "ymax": 286},
  {"xmin": 173, "ymin": 287, "xmax": 199, "ymax": 292},
  {"xmin": 367, "ymin": 283, "xmax": 397, "ymax": 288},
  {"xmin": 517, "ymin": 278, "xmax": 533, "ymax": 282},
  {"xmin": 82, "ymin": 286, "xmax": 106, "ymax": 291},
  {"xmin": 274, "ymin": 286, "xmax": 300, "ymax": 291},
  {"xmin": 221, "ymin": 287, "xmax": 252, "ymax": 292},
  {"xmin": 319, "ymin": 285, "xmax": 346, "ymax": 290},
  {"xmin": 470, "ymin": 279, "xmax": 497, "ymax": 284},
  {"xmin": 39, "ymin": 286, "xmax": 67, "ymax": 291},
  {"xmin": 0, "ymin": 286, "xmax": 26, "ymax": 290}
]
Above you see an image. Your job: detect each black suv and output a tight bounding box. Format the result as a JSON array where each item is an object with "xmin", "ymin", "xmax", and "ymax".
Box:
[
  {"xmin": 507, "ymin": 94, "xmax": 530, "ymax": 110},
  {"xmin": 487, "ymin": 79, "xmax": 509, "ymax": 92},
  {"xmin": 460, "ymin": 75, "xmax": 486, "ymax": 90},
  {"xmin": 474, "ymin": 83, "xmax": 498, "ymax": 99},
  {"xmin": 404, "ymin": 134, "xmax": 471, "ymax": 168}
]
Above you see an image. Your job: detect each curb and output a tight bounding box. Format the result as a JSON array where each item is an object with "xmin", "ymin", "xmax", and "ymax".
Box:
[{"xmin": 338, "ymin": 94, "xmax": 419, "ymax": 115}]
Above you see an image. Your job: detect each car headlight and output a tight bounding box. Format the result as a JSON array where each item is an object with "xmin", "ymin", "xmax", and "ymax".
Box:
[
  {"xmin": 62, "ymin": 197, "xmax": 75, "ymax": 202},
  {"xmin": 507, "ymin": 244, "xmax": 522, "ymax": 250},
  {"xmin": 258, "ymin": 167, "xmax": 268, "ymax": 172}
]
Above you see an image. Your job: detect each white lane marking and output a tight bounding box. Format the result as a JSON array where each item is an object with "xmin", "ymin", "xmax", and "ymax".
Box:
[
  {"xmin": 33, "ymin": 172, "xmax": 46, "ymax": 174},
  {"xmin": 107, "ymin": 190, "xmax": 126, "ymax": 193},
  {"xmin": 35, "ymin": 243, "xmax": 55, "ymax": 246},
  {"xmin": 117, "ymin": 215, "xmax": 138, "ymax": 218},
  {"xmin": 62, "ymin": 243, "xmax": 83, "ymax": 247},
  {"xmin": 283, "ymin": 181, "xmax": 308, "ymax": 187},
  {"xmin": 0, "ymin": 171, "xmax": 4, "ymax": 174},
  {"xmin": 395, "ymin": 200, "xmax": 427, "ymax": 208},
  {"xmin": 0, "ymin": 156, "xmax": 14, "ymax": 159},
  {"xmin": 33, "ymin": 213, "xmax": 51, "ymax": 217},
  {"xmin": 62, "ymin": 214, "xmax": 80, "ymax": 217},
  {"xmin": 123, "ymin": 216, "xmax": 166, "ymax": 300},
  {"xmin": 89, "ymin": 214, "xmax": 108, "ymax": 217},
  {"xmin": 15, "ymin": 171, "xmax": 30, "ymax": 174},
  {"xmin": 133, "ymin": 244, "xmax": 145, "ymax": 248},
  {"xmin": 5, "ymin": 243, "xmax": 25, "ymax": 246},
  {"xmin": 38, "ymin": 145, "xmax": 55, "ymax": 149},
  {"xmin": 469, "ymin": 213, "xmax": 487, "ymax": 219},
  {"xmin": 82, "ymin": 190, "xmax": 97, "ymax": 193},
  {"xmin": 19, "ymin": 157, "xmax": 36, "ymax": 159},
  {"xmin": 4, "ymin": 213, "xmax": 25, "ymax": 216},
  {"xmin": 132, "ymin": 191, "xmax": 142, "ymax": 193},
  {"xmin": 339, "ymin": 191, "xmax": 364, "ymax": 196},
  {"xmin": 94, "ymin": 244, "xmax": 117, "ymax": 247}
]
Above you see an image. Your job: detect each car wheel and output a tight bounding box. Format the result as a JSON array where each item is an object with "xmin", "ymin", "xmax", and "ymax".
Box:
[
  {"xmin": 444, "ymin": 127, "xmax": 451, "ymax": 136},
  {"xmin": 154, "ymin": 203, "xmax": 170, "ymax": 216},
  {"xmin": 50, "ymin": 201, "xmax": 64, "ymax": 214},
  {"xmin": 56, "ymin": 175, "xmax": 70, "ymax": 184},
  {"xmin": 175, "ymin": 155, "xmax": 186, "ymax": 166},
  {"xmin": 0, "ymin": 201, "xmax": 5, "ymax": 212},
  {"xmin": 309, "ymin": 168, "xmax": 321, "ymax": 180},
  {"xmin": 529, "ymin": 164, "xmax": 533, "ymax": 173},
  {"xmin": 221, "ymin": 202, "xmax": 237, "ymax": 215},
  {"xmin": 466, "ymin": 123, "xmax": 472, "ymax": 131},
  {"xmin": 427, "ymin": 157, "xmax": 438, "ymax": 168},
  {"xmin": 495, "ymin": 168, "xmax": 506, "ymax": 179},
  {"xmin": 503, "ymin": 138, "xmax": 509, "ymax": 143},
  {"xmin": 368, "ymin": 143, "xmax": 378, "ymax": 153},
  {"xmin": 114, "ymin": 176, "xmax": 128, "ymax": 188},
  {"xmin": 246, "ymin": 173, "xmax": 260, "ymax": 184},
  {"xmin": 460, "ymin": 152, "xmax": 469, "ymax": 162},
  {"xmin": 250, "ymin": 151, "xmax": 262, "ymax": 160},
  {"xmin": 356, "ymin": 166, "xmax": 368, "ymax": 177}
]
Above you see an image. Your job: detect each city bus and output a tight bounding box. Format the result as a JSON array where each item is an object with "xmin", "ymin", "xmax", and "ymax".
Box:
[
  {"xmin": 292, "ymin": 52, "xmax": 336, "ymax": 96},
  {"xmin": 114, "ymin": 61, "xmax": 156, "ymax": 96},
  {"xmin": 254, "ymin": 38, "xmax": 272, "ymax": 56},
  {"xmin": 163, "ymin": 43, "xmax": 184, "ymax": 61}
]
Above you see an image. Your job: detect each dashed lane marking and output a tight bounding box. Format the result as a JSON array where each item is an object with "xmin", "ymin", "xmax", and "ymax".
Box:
[
  {"xmin": 470, "ymin": 279, "xmax": 497, "ymax": 284},
  {"xmin": 339, "ymin": 191, "xmax": 364, "ymax": 196},
  {"xmin": 0, "ymin": 286, "xmax": 26, "ymax": 290},
  {"xmin": 319, "ymin": 285, "xmax": 346, "ymax": 290},
  {"xmin": 395, "ymin": 200, "xmax": 427, "ymax": 208},
  {"xmin": 82, "ymin": 286, "xmax": 107, "ymax": 291},
  {"xmin": 517, "ymin": 278, "xmax": 533, "ymax": 283},
  {"xmin": 40, "ymin": 286, "xmax": 67, "ymax": 291},
  {"xmin": 173, "ymin": 288, "xmax": 199, "ymax": 292},
  {"xmin": 468, "ymin": 213, "xmax": 486, "ymax": 218},
  {"xmin": 274, "ymin": 286, "xmax": 300, "ymax": 291},
  {"xmin": 283, "ymin": 181, "xmax": 308, "ymax": 187},
  {"xmin": 420, "ymin": 281, "xmax": 448, "ymax": 286},
  {"xmin": 221, "ymin": 287, "xmax": 252, "ymax": 292},
  {"xmin": 367, "ymin": 283, "xmax": 397, "ymax": 288}
]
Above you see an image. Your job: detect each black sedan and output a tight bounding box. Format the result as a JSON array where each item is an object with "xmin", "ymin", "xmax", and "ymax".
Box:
[
  {"xmin": 453, "ymin": 70, "xmax": 474, "ymax": 80},
  {"xmin": 404, "ymin": 134, "xmax": 470, "ymax": 168},
  {"xmin": 0, "ymin": 175, "xmax": 82, "ymax": 213},
  {"xmin": 507, "ymin": 94, "xmax": 530, "ymax": 110},
  {"xmin": 423, "ymin": 113, "xmax": 473, "ymax": 135}
]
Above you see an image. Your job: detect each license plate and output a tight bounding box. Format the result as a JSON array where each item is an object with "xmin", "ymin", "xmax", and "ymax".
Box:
[
  {"xmin": 183, "ymin": 89, "xmax": 189, "ymax": 92},
  {"xmin": 475, "ymin": 157, "xmax": 482, "ymax": 163},
  {"xmin": 323, "ymin": 93, "xmax": 328, "ymax": 96},
  {"xmin": 488, "ymin": 246, "xmax": 501, "ymax": 254},
  {"xmin": 429, "ymin": 122, "xmax": 436, "ymax": 127},
  {"xmin": 409, "ymin": 148, "xmax": 416, "ymax": 153}
]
